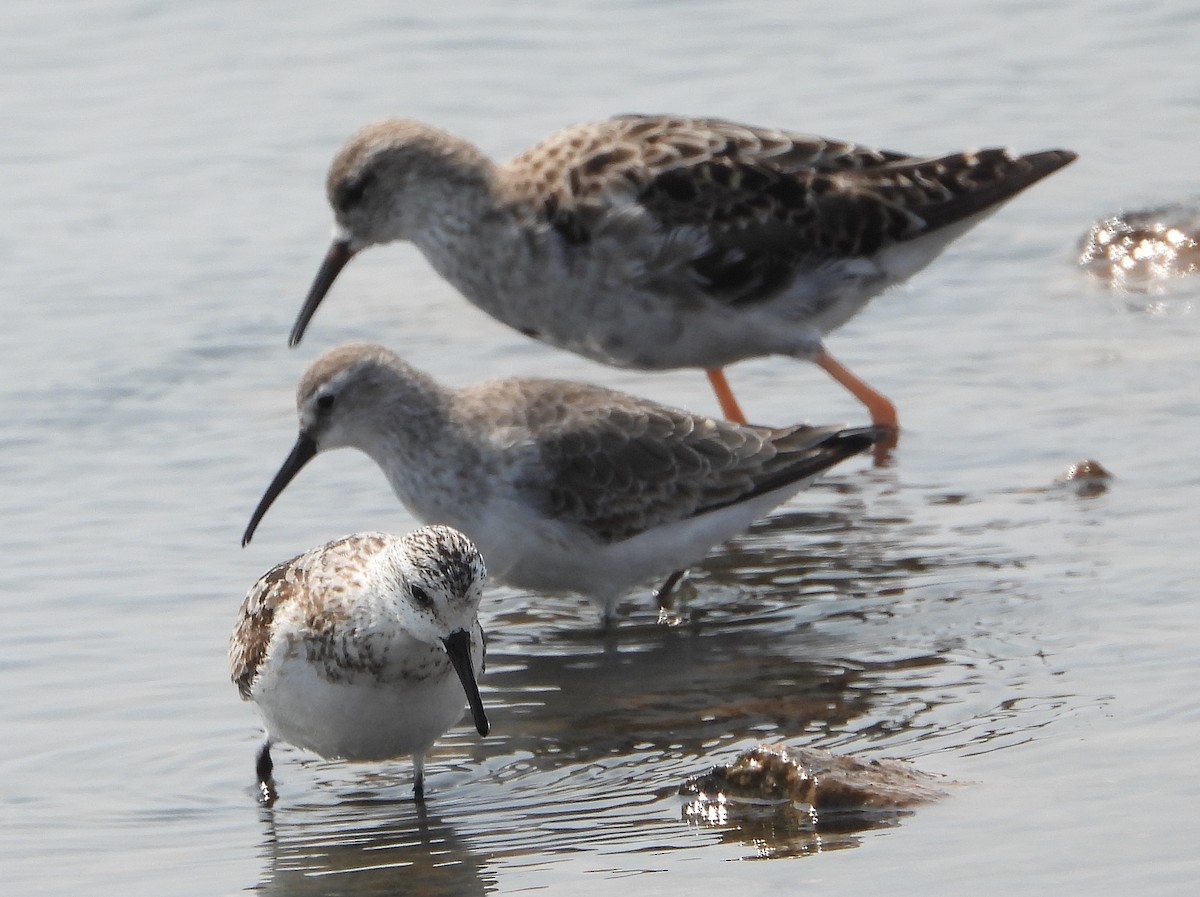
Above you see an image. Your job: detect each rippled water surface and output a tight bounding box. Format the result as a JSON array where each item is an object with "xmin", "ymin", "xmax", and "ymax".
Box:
[{"xmin": 3, "ymin": 2, "xmax": 1199, "ymax": 895}]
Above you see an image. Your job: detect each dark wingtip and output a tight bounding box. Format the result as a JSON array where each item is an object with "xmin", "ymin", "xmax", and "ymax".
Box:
[
  {"xmin": 836, "ymin": 424, "xmax": 890, "ymax": 453},
  {"xmin": 802, "ymin": 424, "xmax": 887, "ymax": 459},
  {"xmin": 1024, "ymin": 148, "xmax": 1079, "ymax": 181}
]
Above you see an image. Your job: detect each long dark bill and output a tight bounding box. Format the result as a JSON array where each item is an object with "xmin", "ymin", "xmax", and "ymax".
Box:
[
  {"xmin": 241, "ymin": 434, "xmax": 318, "ymax": 547},
  {"xmin": 289, "ymin": 239, "xmax": 357, "ymax": 347},
  {"xmin": 441, "ymin": 629, "xmax": 489, "ymax": 737}
]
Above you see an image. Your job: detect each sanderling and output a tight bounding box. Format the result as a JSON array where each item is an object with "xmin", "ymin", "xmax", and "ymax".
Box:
[
  {"xmin": 229, "ymin": 526, "xmax": 489, "ymax": 802},
  {"xmin": 288, "ymin": 114, "xmax": 1075, "ymax": 437},
  {"xmin": 241, "ymin": 342, "xmax": 882, "ymax": 624}
]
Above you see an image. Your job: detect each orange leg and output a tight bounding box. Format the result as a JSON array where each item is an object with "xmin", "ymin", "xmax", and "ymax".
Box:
[
  {"xmin": 815, "ymin": 349, "xmax": 898, "ymax": 428},
  {"xmin": 705, "ymin": 368, "xmax": 747, "ymax": 423},
  {"xmin": 815, "ymin": 349, "xmax": 899, "ymax": 462}
]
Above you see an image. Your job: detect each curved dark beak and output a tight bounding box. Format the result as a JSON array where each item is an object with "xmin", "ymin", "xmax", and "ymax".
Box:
[
  {"xmin": 241, "ymin": 434, "xmax": 318, "ymax": 546},
  {"xmin": 441, "ymin": 629, "xmax": 489, "ymax": 737},
  {"xmin": 289, "ymin": 239, "xmax": 357, "ymax": 347}
]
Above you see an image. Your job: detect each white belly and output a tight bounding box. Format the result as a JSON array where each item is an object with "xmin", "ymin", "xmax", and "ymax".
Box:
[
  {"xmin": 467, "ymin": 480, "xmax": 820, "ymax": 617},
  {"xmin": 252, "ymin": 652, "xmax": 468, "ymax": 762}
]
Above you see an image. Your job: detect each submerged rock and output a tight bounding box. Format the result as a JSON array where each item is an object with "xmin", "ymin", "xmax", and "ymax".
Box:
[
  {"xmin": 681, "ymin": 744, "xmax": 947, "ymax": 811},
  {"xmin": 1055, "ymin": 459, "xmax": 1113, "ymax": 498},
  {"xmin": 680, "ymin": 745, "xmax": 950, "ymax": 856},
  {"xmin": 1079, "ymin": 202, "xmax": 1200, "ymax": 292}
]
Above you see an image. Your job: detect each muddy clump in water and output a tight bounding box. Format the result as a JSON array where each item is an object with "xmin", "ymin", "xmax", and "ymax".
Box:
[
  {"xmin": 679, "ymin": 745, "xmax": 950, "ymax": 855},
  {"xmin": 682, "ymin": 744, "xmax": 947, "ymax": 810},
  {"xmin": 1079, "ymin": 202, "xmax": 1200, "ymax": 293},
  {"xmin": 1056, "ymin": 458, "xmax": 1113, "ymax": 498}
]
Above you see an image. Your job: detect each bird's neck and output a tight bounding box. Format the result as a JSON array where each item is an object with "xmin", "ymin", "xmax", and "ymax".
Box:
[{"xmin": 356, "ymin": 385, "xmax": 490, "ymax": 528}]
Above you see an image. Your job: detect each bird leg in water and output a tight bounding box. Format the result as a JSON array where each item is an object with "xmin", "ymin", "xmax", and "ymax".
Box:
[{"xmin": 256, "ymin": 740, "xmax": 278, "ymax": 805}]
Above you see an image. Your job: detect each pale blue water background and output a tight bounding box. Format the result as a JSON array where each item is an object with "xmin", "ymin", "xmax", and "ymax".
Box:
[{"xmin": 2, "ymin": 1, "xmax": 1198, "ymax": 894}]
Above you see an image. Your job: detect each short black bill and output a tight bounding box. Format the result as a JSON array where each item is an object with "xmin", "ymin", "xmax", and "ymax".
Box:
[
  {"xmin": 241, "ymin": 434, "xmax": 318, "ymax": 546},
  {"xmin": 441, "ymin": 628, "xmax": 489, "ymax": 737},
  {"xmin": 289, "ymin": 239, "xmax": 357, "ymax": 347}
]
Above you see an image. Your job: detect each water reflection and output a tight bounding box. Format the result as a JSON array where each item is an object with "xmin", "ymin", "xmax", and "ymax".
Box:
[
  {"xmin": 253, "ymin": 797, "xmax": 492, "ymax": 896},
  {"xmin": 681, "ymin": 797, "xmax": 877, "ymax": 858}
]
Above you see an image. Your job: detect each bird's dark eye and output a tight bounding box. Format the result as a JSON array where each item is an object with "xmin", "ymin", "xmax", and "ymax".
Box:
[
  {"xmin": 315, "ymin": 393, "xmax": 335, "ymax": 413},
  {"xmin": 334, "ymin": 171, "xmax": 376, "ymax": 214},
  {"xmin": 411, "ymin": 585, "xmax": 433, "ymax": 607}
]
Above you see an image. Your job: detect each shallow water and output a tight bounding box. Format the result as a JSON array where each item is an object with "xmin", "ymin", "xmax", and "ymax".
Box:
[{"xmin": 3, "ymin": 1, "xmax": 1199, "ymax": 894}]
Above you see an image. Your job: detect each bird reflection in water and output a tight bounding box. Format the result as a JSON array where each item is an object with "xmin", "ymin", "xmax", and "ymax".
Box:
[{"xmin": 251, "ymin": 792, "xmax": 492, "ymax": 896}]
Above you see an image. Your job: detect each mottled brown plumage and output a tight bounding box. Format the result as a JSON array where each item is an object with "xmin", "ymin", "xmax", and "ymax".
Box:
[
  {"xmin": 229, "ymin": 527, "xmax": 489, "ymax": 801},
  {"xmin": 230, "ymin": 532, "xmax": 388, "ymax": 699},
  {"xmin": 290, "ymin": 114, "xmax": 1075, "ymax": 439}
]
